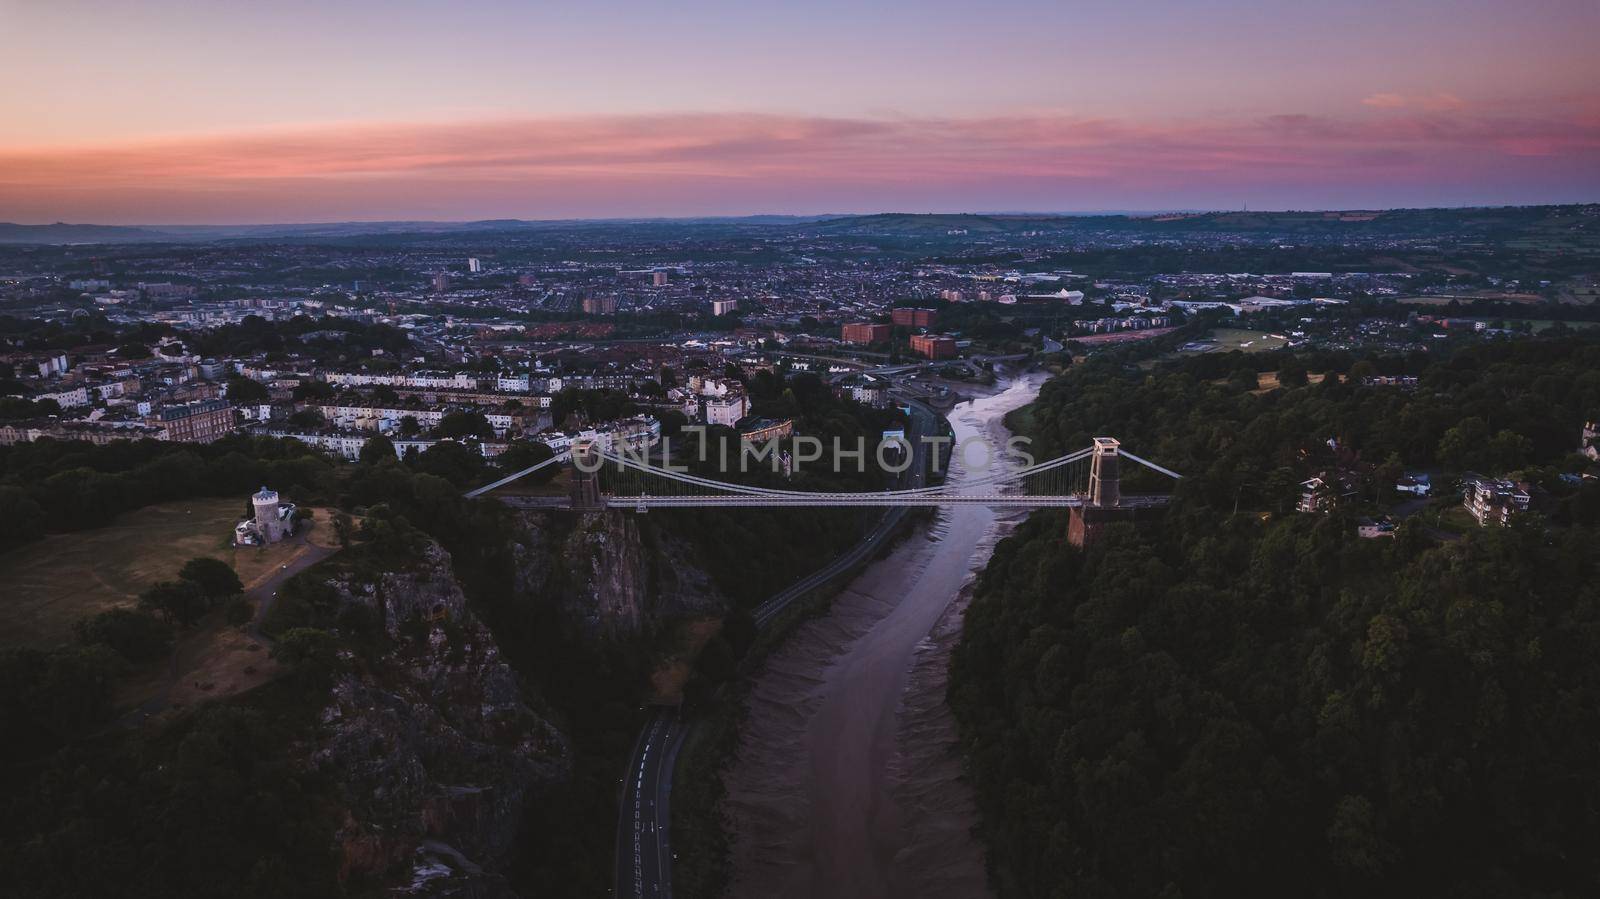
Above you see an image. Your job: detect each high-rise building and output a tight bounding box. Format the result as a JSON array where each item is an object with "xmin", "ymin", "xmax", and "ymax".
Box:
[
  {"xmin": 711, "ymin": 299, "xmax": 738, "ymax": 316},
  {"xmin": 431, "ymin": 272, "xmax": 452, "ymax": 292},
  {"xmin": 842, "ymin": 322, "xmax": 892, "ymax": 345},
  {"xmin": 583, "ymin": 296, "xmax": 619, "ymax": 315},
  {"xmin": 468, "ymin": 257, "xmax": 482, "ymax": 273},
  {"xmin": 892, "ymin": 307, "xmax": 938, "ymax": 328},
  {"xmin": 910, "ymin": 333, "xmax": 959, "ymax": 359},
  {"xmin": 653, "ymin": 270, "xmax": 668, "ymax": 287}
]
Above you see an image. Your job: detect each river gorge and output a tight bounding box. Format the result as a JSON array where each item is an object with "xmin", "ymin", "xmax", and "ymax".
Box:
[{"xmin": 722, "ymin": 373, "xmax": 1044, "ymax": 899}]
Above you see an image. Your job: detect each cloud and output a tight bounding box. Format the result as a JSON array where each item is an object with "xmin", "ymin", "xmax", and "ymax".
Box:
[
  {"xmin": 1362, "ymin": 93, "xmax": 1409, "ymax": 109},
  {"xmin": 1362, "ymin": 92, "xmax": 1467, "ymax": 111},
  {"xmin": 1, "ymin": 105, "xmax": 1595, "ymax": 221}
]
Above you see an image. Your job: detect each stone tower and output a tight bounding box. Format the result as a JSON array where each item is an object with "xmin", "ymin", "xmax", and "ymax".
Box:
[{"xmin": 252, "ymin": 486, "xmax": 283, "ymax": 543}]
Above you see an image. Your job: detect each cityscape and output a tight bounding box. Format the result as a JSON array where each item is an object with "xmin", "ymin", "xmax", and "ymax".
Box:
[{"xmin": 2, "ymin": 2, "xmax": 1599, "ymax": 899}]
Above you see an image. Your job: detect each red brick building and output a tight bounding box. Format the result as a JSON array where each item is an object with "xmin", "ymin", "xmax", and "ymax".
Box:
[
  {"xmin": 891, "ymin": 307, "xmax": 938, "ymax": 328},
  {"xmin": 842, "ymin": 322, "xmax": 892, "ymax": 345},
  {"xmin": 910, "ymin": 334, "xmax": 959, "ymax": 359}
]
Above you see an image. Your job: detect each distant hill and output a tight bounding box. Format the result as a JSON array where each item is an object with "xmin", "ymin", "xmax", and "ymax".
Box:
[
  {"xmin": 810, "ymin": 205, "xmax": 1600, "ymax": 240},
  {"xmin": 1, "ymin": 206, "xmax": 1594, "ymax": 245},
  {"xmin": 0, "ymin": 222, "xmax": 175, "ymax": 244},
  {"xmin": 0, "ymin": 215, "xmax": 849, "ymax": 244}
]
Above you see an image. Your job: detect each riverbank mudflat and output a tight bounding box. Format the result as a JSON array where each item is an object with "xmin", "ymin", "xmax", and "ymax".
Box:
[{"xmin": 723, "ymin": 374, "xmax": 1043, "ymax": 898}]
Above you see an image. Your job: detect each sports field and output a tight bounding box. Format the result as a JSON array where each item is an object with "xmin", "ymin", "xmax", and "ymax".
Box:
[{"xmin": 1202, "ymin": 328, "xmax": 1289, "ymax": 352}]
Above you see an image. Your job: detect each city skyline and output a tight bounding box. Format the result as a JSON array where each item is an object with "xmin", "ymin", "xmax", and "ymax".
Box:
[{"xmin": 2, "ymin": 0, "xmax": 1598, "ymax": 222}]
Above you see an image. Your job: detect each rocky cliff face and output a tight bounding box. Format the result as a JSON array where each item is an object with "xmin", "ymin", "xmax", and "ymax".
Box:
[
  {"xmin": 511, "ymin": 510, "xmax": 727, "ymax": 640},
  {"xmin": 305, "ymin": 542, "xmax": 573, "ymax": 897}
]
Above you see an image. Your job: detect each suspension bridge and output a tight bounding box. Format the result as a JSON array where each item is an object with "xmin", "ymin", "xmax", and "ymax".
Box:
[{"xmin": 465, "ymin": 436, "xmax": 1179, "ymax": 512}]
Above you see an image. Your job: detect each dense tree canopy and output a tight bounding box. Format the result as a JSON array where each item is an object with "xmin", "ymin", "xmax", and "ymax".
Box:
[{"xmin": 951, "ymin": 334, "xmax": 1600, "ymax": 898}]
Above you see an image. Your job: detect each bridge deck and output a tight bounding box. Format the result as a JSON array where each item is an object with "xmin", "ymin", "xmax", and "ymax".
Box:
[
  {"xmin": 469, "ymin": 439, "xmax": 1181, "ymax": 512},
  {"xmin": 497, "ymin": 494, "xmax": 1171, "ymax": 510}
]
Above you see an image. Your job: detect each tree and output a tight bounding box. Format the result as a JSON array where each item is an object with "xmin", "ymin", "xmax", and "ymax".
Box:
[
  {"xmin": 0, "ymin": 645, "xmax": 121, "ymax": 761},
  {"xmin": 225, "ymin": 375, "xmax": 270, "ymax": 404},
  {"xmin": 372, "ymin": 384, "xmax": 399, "ymax": 404},
  {"xmin": 0, "ymin": 485, "xmax": 46, "ymax": 543},
  {"xmin": 657, "ymin": 408, "xmax": 688, "ymax": 439},
  {"xmin": 693, "ymin": 635, "xmax": 737, "ymax": 683},
  {"xmin": 270, "ymin": 627, "xmax": 339, "ymax": 687},
  {"xmin": 332, "ymin": 511, "xmax": 355, "ymax": 547},
  {"xmin": 288, "ymin": 408, "xmax": 325, "ymax": 429},
  {"xmin": 1277, "ymin": 357, "xmax": 1309, "ymax": 388},
  {"xmin": 435, "ymin": 411, "xmax": 493, "ymax": 440},
  {"xmin": 398, "ymin": 414, "xmax": 422, "ymax": 437},
  {"xmin": 178, "ymin": 556, "xmax": 244, "ymax": 600},
  {"xmin": 138, "ymin": 579, "xmax": 208, "ymax": 626},
  {"xmin": 292, "ymin": 380, "xmax": 334, "ymax": 401},
  {"xmin": 1437, "ymin": 416, "xmax": 1489, "ymax": 470},
  {"xmin": 74, "ymin": 608, "xmax": 172, "ymax": 663},
  {"xmin": 413, "ymin": 440, "xmax": 485, "ymax": 486},
  {"xmin": 359, "ymin": 434, "xmax": 396, "ymax": 465},
  {"xmin": 496, "ymin": 440, "xmax": 556, "ymax": 481},
  {"xmin": 1485, "ymin": 429, "xmax": 1533, "ymax": 471}
]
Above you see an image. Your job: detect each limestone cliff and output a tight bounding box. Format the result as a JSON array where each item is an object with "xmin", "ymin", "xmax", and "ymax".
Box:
[
  {"xmin": 303, "ymin": 542, "xmax": 572, "ymax": 897},
  {"xmin": 511, "ymin": 510, "xmax": 728, "ymax": 640}
]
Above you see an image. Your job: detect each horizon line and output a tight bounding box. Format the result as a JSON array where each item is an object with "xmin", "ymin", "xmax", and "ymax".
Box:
[{"xmin": 8, "ymin": 202, "xmax": 1600, "ymax": 231}]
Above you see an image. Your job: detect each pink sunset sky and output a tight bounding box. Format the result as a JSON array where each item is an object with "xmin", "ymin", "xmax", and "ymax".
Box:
[{"xmin": 1, "ymin": 0, "xmax": 1597, "ymax": 223}]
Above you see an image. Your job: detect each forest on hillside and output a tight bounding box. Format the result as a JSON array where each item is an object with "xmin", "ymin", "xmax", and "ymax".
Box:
[{"xmin": 950, "ymin": 335, "xmax": 1600, "ymax": 897}]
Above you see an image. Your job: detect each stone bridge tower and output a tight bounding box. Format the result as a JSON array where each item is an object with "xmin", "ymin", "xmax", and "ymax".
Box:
[
  {"xmin": 1087, "ymin": 437, "xmax": 1120, "ymax": 508},
  {"xmin": 569, "ymin": 441, "xmax": 605, "ymax": 511},
  {"xmin": 1069, "ymin": 437, "xmax": 1136, "ymax": 547}
]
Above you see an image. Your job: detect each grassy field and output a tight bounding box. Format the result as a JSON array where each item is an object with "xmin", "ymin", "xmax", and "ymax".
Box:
[
  {"xmin": 0, "ymin": 497, "xmax": 340, "ymax": 649},
  {"xmin": 1204, "ymin": 328, "xmax": 1289, "ymax": 352},
  {"xmin": 0, "ymin": 497, "xmax": 241, "ymax": 648},
  {"xmin": 1139, "ymin": 326, "xmax": 1288, "ymax": 370}
]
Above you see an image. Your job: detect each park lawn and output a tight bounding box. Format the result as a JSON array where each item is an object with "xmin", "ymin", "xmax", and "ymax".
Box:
[
  {"xmin": 1435, "ymin": 504, "xmax": 1482, "ymax": 534},
  {"xmin": 1140, "ymin": 326, "xmax": 1287, "ymax": 370},
  {"xmin": 0, "ymin": 499, "xmax": 342, "ymax": 648},
  {"xmin": 0, "ymin": 497, "xmax": 243, "ymax": 648}
]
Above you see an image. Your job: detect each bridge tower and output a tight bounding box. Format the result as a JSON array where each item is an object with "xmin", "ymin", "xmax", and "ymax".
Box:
[
  {"xmin": 569, "ymin": 441, "xmax": 605, "ymax": 511},
  {"xmin": 1088, "ymin": 437, "xmax": 1120, "ymax": 508},
  {"xmin": 1069, "ymin": 436, "xmax": 1133, "ymax": 547}
]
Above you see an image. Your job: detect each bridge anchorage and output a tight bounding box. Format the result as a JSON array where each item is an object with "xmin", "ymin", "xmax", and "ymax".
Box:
[{"xmin": 465, "ymin": 436, "xmax": 1179, "ymax": 544}]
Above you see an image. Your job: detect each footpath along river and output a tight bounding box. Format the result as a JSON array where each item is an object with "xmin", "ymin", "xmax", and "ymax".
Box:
[{"xmin": 723, "ymin": 373, "xmax": 1044, "ymax": 898}]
